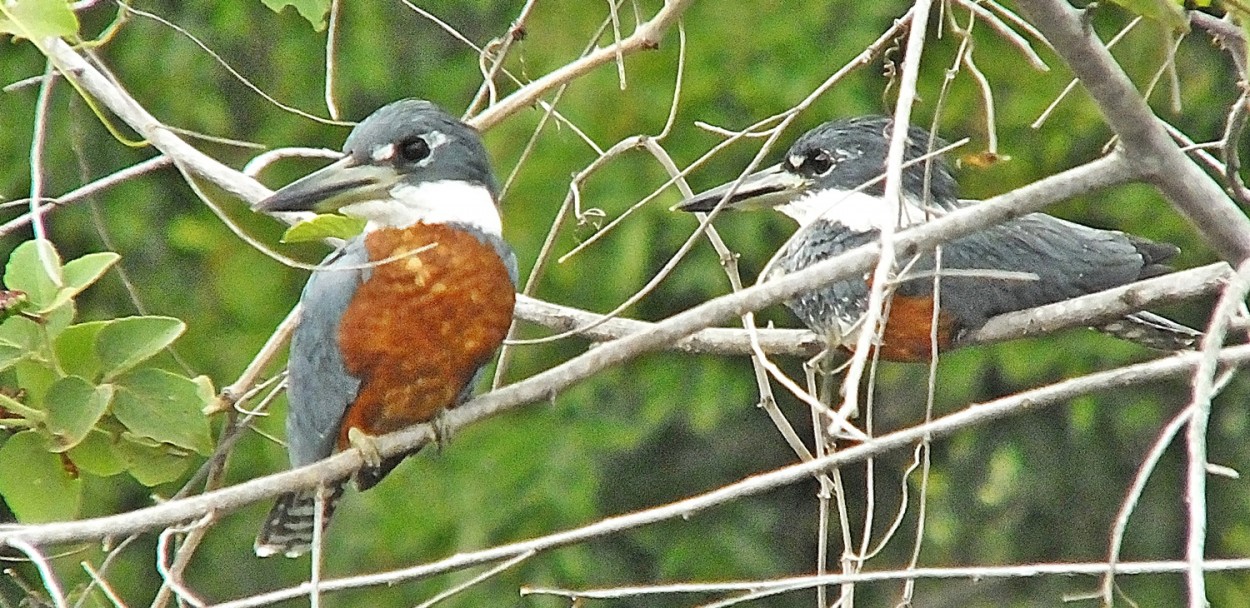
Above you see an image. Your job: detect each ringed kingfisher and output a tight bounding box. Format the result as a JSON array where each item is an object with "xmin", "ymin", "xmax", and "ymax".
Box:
[
  {"xmin": 252, "ymin": 99, "xmax": 517, "ymax": 557},
  {"xmin": 678, "ymin": 116, "xmax": 1200, "ymax": 361}
]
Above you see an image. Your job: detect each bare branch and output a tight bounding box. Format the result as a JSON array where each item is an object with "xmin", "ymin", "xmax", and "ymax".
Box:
[
  {"xmin": 0, "ymin": 155, "xmax": 171, "ymax": 238},
  {"xmin": 0, "ymin": 150, "xmax": 1142, "ymax": 550},
  {"xmin": 1017, "ymin": 1, "xmax": 1250, "ymax": 263},
  {"xmin": 962, "ymin": 263, "xmax": 1232, "ymax": 346},
  {"xmin": 1184, "ymin": 260, "xmax": 1250, "ymax": 606},
  {"xmin": 468, "ymin": 0, "xmax": 694, "ymax": 130},
  {"xmin": 46, "ymin": 40, "xmax": 272, "ymax": 205},
  {"xmin": 210, "ymin": 343, "xmax": 1250, "ymax": 607},
  {"xmin": 521, "ymin": 557, "xmax": 1250, "ymax": 603}
]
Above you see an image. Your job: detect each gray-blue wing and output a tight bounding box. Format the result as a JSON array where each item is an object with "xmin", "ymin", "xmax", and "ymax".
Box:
[
  {"xmin": 285, "ymin": 239, "xmax": 366, "ymax": 468},
  {"xmin": 896, "ymin": 213, "xmax": 1167, "ymax": 332}
]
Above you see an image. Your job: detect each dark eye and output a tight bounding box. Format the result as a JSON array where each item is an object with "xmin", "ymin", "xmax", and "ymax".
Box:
[
  {"xmin": 803, "ymin": 150, "xmax": 834, "ymax": 176},
  {"xmin": 398, "ymin": 137, "xmax": 431, "ymax": 163}
]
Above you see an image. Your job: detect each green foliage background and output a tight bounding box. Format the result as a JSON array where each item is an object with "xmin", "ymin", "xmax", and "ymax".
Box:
[{"xmin": 2, "ymin": 1, "xmax": 1249, "ymax": 606}]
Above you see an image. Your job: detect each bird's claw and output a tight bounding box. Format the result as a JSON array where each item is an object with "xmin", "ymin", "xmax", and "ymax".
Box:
[
  {"xmin": 431, "ymin": 409, "xmax": 453, "ymax": 451},
  {"xmin": 347, "ymin": 427, "xmax": 383, "ymax": 469}
]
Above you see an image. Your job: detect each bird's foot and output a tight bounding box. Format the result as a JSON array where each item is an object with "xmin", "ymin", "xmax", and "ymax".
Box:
[
  {"xmin": 347, "ymin": 427, "xmax": 383, "ymax": 469},
  {"xmin": 431, "ymin": 409, "xmax": 453, "ymax": 452}
]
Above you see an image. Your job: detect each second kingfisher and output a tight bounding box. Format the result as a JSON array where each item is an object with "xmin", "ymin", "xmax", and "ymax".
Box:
[{"xmin": 679, "ymin": 116, "xmax": 1199, "ymax": 360}]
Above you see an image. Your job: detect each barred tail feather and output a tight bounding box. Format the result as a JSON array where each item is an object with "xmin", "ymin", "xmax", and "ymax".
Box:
[
  {"xmin": 254, "ymin": 483, "xmax": 346, "ymax": 558},
  {"xmin": 1097, "ymin": 311, "xmax": 1202, "ymax": 352}
]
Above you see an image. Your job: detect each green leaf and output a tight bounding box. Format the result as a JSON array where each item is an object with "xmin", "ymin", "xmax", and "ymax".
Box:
[
  {"xmin": 43, "ymin": 299, "xmax": 76, "ymax": 338},
  {"xmin": 0, "ymin": 0, "xmax": 80, "ymax": 41},
  {"xmin": 66, "ymin": 430, "xmax": 126, "ymax": 477},
  {"xmin": 115, "ymin": 439, "xmax": 193, "ymax": 486},
  {"xmin": 54, "ymin": 321, "xmax": 107, "ymax": 380},
  {"xmin": 0, "ymin": 430, "xmax": 82, "ymax": 523},
  {"xmin": 39, "ymin": 252, "xmax": 120, "ymax": 314},
  {"xmin": 281, "ymin": 213, "xmax": 366, "ymax": 243},
  {"xmin": 0, "ymin": 316, "xmax": 39, "ymax": 359},
  {"xmin": 63, "ymin": 252, "xmax": 119, "ymax": 291},
  {"xmin": 15, "ymin": 358, "xmax": 59, "ymax": 408},
  {"xmin": 96, "ymin": 316, "xmax": 185, "ymax": 380},
  {"xmin": 112, "ymin": 369, "xmax": 213, "ymax": 454},
  {"xmin": 4, "ymin": 240, "xmax": 62, "ymax": 310},
  {"xmin": 43, "ymin": 376, "xmax": 112, "ymax": 452},
  {"xmin": 1107, "ymin": 0, "xmax": 1188, "ymax": 32},
  {"xmin": 0, "ymin": 340, "xmax": 26, "ymax": 372},
  {"xmin": 260, "ymin": 0, "xmax": 330, "ymax": 31}
]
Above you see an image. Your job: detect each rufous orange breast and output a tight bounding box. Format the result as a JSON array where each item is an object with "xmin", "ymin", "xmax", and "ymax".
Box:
[{"xmin": 335, "ymin": 223, "xmax": 515, "ymax": 448}]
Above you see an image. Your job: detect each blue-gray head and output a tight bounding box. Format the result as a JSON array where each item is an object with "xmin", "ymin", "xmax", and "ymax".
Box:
[
  {"xmin": 257, "ymin": 99, "xmax": 501, "ymax": 235},
  {"xmin": 679, "ymin": 116, "xmax": 958, "ymax": 232}
]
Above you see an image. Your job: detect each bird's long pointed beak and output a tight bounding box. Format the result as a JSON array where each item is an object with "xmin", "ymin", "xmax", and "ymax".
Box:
[
  {"xmin": 255, "ymin": 156, "xmax": 401, "ymax": 213},
  {"xmin": 676, "ymin": 164, "xmax": 811, "ymax": 213}
]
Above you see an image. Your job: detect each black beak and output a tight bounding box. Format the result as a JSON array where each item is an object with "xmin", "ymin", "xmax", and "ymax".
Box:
[
  {"xmin": 676, "ymin": 164, "xmax": 812, "ymax": 213},
  {"xmin": 255, "ymin": 156, "xmax": 400, "ymax": 213}
]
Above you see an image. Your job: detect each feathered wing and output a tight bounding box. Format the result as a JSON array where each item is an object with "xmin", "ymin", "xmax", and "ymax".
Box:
[
  {"xmin": 895, "ymin": 213, "xmax": 1192, "ymax": 348},
  {"xmin": 255, "ymin": 241, "xmax": 365, "ymax": 557}
]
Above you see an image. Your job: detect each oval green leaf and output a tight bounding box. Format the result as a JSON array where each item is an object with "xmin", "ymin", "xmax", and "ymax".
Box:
[
  {"xmin": 62, "ymin": 252, "xmax": 119, "ymax": 292},
  {"xmin": 280, "ymin": 213, "xmax": 365, "ymax": 243},
  {"xmin": 44, "ymin": 376, "xmax": 113, "ymax": 452},
  {"xmin": 4, "ymin": 240, "xmax": 62, "ymax": 310},
  {"xmin": 112, "ymin": 369, "xmax": 213, "ymax": 455},
  {"xmin": 259, "ymin": 0, "xmax": 330, "ymax": 31},
  {"xmin": 0, "ymin": 430, "xmax": 82, "ymax": 523},
  {"xmin": 54, "ymin": 321, "xmax": 109, "ymax": 380},
  {"xmin": 67, "ymin": 430, "xmax": 127, "ymax": 477},
  {"xmin": 96, "ymin": 316, "xmax": 185, "ymax": 380},
  {"xmin": 116, "ymin": 438, "xmax": 193, "ymax": 486},
  {"xmin": 0, "ymin": 0, "xmax": 81, "ymax": 41},
  {"xmin": 38, "ymin": 252, "xmax": 120, "ymax": 314}
]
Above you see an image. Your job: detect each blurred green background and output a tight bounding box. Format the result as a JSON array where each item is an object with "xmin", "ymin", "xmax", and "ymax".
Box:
[{"xmin": 2, "ymin": 0, "xmax": 1249, "ymax": 606}]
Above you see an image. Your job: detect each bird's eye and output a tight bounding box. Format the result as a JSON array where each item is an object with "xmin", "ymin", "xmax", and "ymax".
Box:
[
  {"xmin": 803, "ymin": 150, "xmax": 834, "ymax": 176},
  {"xmin": 397, "ymin": 137, "xmax": 431, "ymax": 163}
]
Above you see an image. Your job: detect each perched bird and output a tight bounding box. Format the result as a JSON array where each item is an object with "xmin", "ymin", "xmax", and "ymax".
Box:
[
  {"xmin": 253, "ymin": 99, "xmax": 517, "ymax": 557},
  {"xmin": 678, "ymin": 116, "xmax": 1199, "ymax": 361}
]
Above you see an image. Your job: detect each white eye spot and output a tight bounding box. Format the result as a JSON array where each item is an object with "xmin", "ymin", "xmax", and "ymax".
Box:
[
  {"xmin": 427, "ymin": 130, "xmax": 448, "ymax": 151},
  {"xmin": 787, "ymin": 154, "xmax": 804, "ymax": 171},
  {"xmin": 372, "ymin": 143, "xmax": 396, "ymax": 162}
]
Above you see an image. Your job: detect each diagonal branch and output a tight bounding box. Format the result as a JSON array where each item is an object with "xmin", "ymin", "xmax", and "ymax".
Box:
[
  {"xmin": 47, "ymin": 41, "xmax": 271, "ymax": 206},
  {"xmin": 0, "ymin": 151, "xmax": 1141, "ymax": 549},
  {"xmin": 1016, "ymin": 1, "xmax": 1250, "ymax": 263},
  {"xmin": 213, "ymin": 343, "xmax": 1250, "ymax": 608},
  {"xmin": 516, "ymin": 261, "xmax": 1230, "ymax": 357}
]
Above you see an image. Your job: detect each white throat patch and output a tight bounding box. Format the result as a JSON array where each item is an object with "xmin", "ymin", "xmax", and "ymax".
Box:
[
  {"xmin": 777, "ymin": 188, "xmax": 934, "ymax": 232},
  {"xmin": 339, "ymin": 180, "xmax": 502, "ymax": 236}
]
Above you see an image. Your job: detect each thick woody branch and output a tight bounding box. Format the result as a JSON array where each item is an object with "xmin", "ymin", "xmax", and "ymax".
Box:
[
  {"xmin": 515, "ymin": 295, "xmax": 823, "ymax": 357},
  {"xmin": 0, "ymin": 153, "xmax": 1139, "ymax": 549},
  {"xmin": 47, "ymin": 41, "xmax": 271, "ymax": 205},
  {"xmin": 517, "ymin": 261, "xmax": 1230, "ymax": 357},
  {"xmin": 216, "ymin": 343, "xmax": 1250, "ymax": 607},
  {"xmin": 1016, "ymin": 1, "xmax": 1250, "ymax": 263}
]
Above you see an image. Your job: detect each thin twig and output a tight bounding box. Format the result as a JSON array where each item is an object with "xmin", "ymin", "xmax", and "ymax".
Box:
[
  {"xmin": 1183, "ymin": 260, "xmax": 1250, "ymax": 607},
  {"xmin": 6, "ymin": 538, "xmax": 67, "ymax": 608},
  {"xmin": 522, "ymin": 557, "xmax": 1250, "ymax": 602}
]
